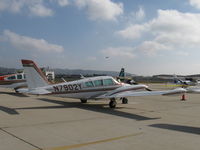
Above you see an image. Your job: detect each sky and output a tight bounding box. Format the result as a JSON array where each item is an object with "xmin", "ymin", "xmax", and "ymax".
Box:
[{"xmin": 1, "ymin": 0, "xmax": 200, "ymax": 75}]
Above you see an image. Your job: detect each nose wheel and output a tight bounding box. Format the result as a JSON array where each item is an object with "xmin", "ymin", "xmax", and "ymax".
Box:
[
  {"xmin": 80, "ymin": 99, "xmax": 87, "ymax": 103},
  {"xmin": 109, "ymin": 98, "xmax": 117, "ymax": 108}
]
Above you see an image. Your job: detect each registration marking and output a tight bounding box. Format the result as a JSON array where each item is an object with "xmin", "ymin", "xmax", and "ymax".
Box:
[{"xmin": 53, "ymin": 84, "xmax": 82, "ymax": 92}]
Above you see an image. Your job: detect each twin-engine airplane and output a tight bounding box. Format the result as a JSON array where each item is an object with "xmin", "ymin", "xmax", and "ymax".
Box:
[
  {"xmin": 0, "ymin": 73, "xmax": 27, "ymax": 92},
  {"xmin": 19, "ymin": 59, "xmax": 186, "ymax": 108}
]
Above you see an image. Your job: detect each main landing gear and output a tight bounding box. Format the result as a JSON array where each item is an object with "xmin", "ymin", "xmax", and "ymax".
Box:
[
  {"xmin": 80, "ymin": 99, "xmax": 87, "ymax": 103},
  {"xmin": 121, "ymin": 97, "xmax": 128, "ymax": 104},
  {"xmin": 109, "ymin": 97, "xmax": 129, "ymax": 108},
  {"xmin": 109, "ymin": 98, "xmax": 117, "ymax": 108},
  {"xmin": 80, "ymin": 98, "xmax": 128, "ymax": 108}
]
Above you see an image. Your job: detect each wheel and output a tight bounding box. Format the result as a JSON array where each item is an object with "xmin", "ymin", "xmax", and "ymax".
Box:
[
  {"xmin": 122, "ymin": 97, "xmax": 128, "ymax": 104},
  {"xmin": 80, "ymin": 99, "xmax": 87, "ymax": 103},
  {"xmin": 109, "ymin": 99, "xmax": 117, "ymax": 108}
]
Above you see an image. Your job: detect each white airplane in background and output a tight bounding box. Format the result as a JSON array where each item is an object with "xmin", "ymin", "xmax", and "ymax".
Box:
[
  {"xmin": 173, "ymin": 74, "xmax": 200, "ymax": 86},
  {"xmin": 19, "ymin": 59, "xmax": 186, "ymax": 108},
  {"xmin": 0, "ymin": 73, "xmax": 27, "ymax": 92},
  {"xmin": 173, "ymin": 74, "xmax": 193, "ymax": 86}
]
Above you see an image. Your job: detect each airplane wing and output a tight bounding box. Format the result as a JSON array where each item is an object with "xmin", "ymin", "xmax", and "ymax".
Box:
[
  {"xmin": 186, "ymin": 87, "xmax": 200, "ymax": 93},
  {"xmin": 96, "ymin": 88, "xmax": 186, "ymax": 99}
]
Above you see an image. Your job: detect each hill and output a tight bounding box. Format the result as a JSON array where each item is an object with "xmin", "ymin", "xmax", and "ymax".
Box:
[{"xmin": 0, "ymin": 66, "xmax": 135, "ymax": 77}]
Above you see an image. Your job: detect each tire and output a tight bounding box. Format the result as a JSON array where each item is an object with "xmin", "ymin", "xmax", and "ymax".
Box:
[
  {"xmin": 80, "ymin": 99, "xmax": 87, "ymax": 103},
  {"xmin": 109, "ymin": 100, "xmax": 117, "ymax": 108},
  {"xmin": 122, "ymin": 97, "xmax": 128, "ymax": 104}
]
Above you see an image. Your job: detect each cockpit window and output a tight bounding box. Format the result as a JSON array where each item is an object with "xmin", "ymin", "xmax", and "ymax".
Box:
[
  {"xmin": 7, "ymin": 75, "xmax": 16, "ymax": 80},
  {"xmin": 103, "ymin": 78, "xmax": 114, "ymax": 86},
  {"xmin": 93, "ymin": 80, "xmax": 103, "ymax": 86},
  {"xmin": 85, "ymin": 81, "xmax": 94, "ymax": 87},
  {"xmin": 17, "ymin": 74, "xmax": 22, "ymax": 80}
]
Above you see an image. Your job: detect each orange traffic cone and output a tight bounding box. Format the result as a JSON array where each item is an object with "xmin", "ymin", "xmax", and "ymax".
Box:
[{"xmin": 181, "ymin": 94, "xmax": 186, "ymax": 101}]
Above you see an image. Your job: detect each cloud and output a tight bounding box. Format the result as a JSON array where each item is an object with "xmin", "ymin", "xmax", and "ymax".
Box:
[
  {"xmin": 0, "ymin": 0, "xmax": 69, "ymax": 17},
  {"xmin": 119, "ymin": 6, "xmax": 146, "ymax": 29},
  {"xmin": 101, "ymin": 47, "xmax": 135, "ymax": 58},
  {"xmin": 136, "ymin": 41, "xmax": 170, "ymax": 56},
  {"xmin": 176, "ymin": 51, "xmax": 189, "ymax": 56},
  {"xmin": 117, "ymin": 24, "xmax": 147, "ymax": 39},
  {"xmin": 133, "ymin": 6, "xmax": 145, "ymax": 21},
  {"xmin": 29, "ymin": 3, "xmax": 54, "ymax": 17},
  {"xmin": 2, "ymin": 30, "xmax": 64, "ymax": 53},
  {"xmin": 136, "ymin": 6, "xmax": 145, "ymax": 20},
  {"xmin": 0, "ymin": 0, "xmax": 25, "ymax": 13},
  {"xmin": 86, "ymin": 56, "xmax": 97, "ymax": 61},
  {"xmin": 0, "ymin": 0, "xmax": 122, "ymax": 20},
  {"xmin": 56, "ymin": 0, "xmax": 69, "ymax": 7},
  {"xmin": 74, "ymin": 0, "xmax": 123, "ymax": 21},
  {"xmin": 188, "ymin": 0, "xmax": 200, "ymax": 9},
  {"xmin": 117, "ymin": 9, "xmax": 200, "ymax": 55}
]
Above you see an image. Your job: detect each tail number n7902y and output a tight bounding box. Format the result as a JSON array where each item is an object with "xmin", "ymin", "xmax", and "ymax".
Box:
[{"xmin": 53, "ymin": 84, "xmax": 82, "ymax": 92}]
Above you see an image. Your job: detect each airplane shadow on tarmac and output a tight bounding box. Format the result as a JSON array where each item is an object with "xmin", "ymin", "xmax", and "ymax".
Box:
[
  {"xmin": 0, "ymin": 91, "xmax": 28, "ymax": 115},
  {"xmin": 0, "ymin": 91, "xmax": 29, "ymax": 97},
  {"xmin": 0, "ymin": 106, "xmax": 19, "ymax": 115},
  {"xmin": 149, "ymin": 124, "xmax": 200, "ymax": 135},
  {"xmin": 14, "ymin": 98, "xmax": 161, "ymax": 121}
]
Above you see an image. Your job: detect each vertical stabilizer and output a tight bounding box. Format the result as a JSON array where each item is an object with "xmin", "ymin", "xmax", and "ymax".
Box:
[
  {"xmin": 119, "ymin": 68, "xmax": 125, "ymax": 77},
  {"xmin": 21, "ymin": 60, "xmax": 49, "ymax": 89},
  {"xmin": 173, "ymin": 74, "xmax": 182, "ymax": 84}
]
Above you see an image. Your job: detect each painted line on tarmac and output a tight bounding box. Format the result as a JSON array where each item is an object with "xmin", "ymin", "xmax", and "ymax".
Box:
[
  {"xmin": 0, "ymin": 128, "xmax": 42, "ymax": 150},
  {"xmin": 44, "ymin": 132, "xmax": 143, "ymax": 150}
]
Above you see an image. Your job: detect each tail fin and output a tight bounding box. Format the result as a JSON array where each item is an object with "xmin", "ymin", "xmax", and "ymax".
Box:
[
  {"xmin": 21, "ymin": 60, "xmax": 49, "ymax": 89},
  {"xmin": 119, "ymin": 68, "xmax": 125, "ymax": 77},
  {"xmin": 173, "ymin": 74, "xmax": 183, "ymax": 84}
]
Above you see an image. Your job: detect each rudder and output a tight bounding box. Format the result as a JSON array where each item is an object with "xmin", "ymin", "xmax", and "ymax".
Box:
[{"xmin": 21, "ymin": 59, "xmax": 49, "ymax": 89}]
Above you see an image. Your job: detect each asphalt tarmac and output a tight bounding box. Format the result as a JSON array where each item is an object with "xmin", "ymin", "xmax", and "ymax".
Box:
[{"xmin": 0, "ymin": 84, "xmax": 200, "ymax": 150}]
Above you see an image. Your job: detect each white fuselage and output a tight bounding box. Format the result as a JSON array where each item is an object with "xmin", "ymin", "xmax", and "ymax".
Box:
[{"xmin": 38, "ymin": 76, "xmax": 147, "ymax": 100}]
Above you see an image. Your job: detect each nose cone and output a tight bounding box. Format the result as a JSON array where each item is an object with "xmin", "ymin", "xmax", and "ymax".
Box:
[{"xmin": 140, "ymin": 84, "xmax": 148, "ymax": 89}]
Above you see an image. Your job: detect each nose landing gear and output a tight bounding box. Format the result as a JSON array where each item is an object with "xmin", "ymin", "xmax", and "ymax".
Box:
[
  {"xmin": 109, "ymin": 98, "xmax": 117, "ymax": 108},
  {"xmin": 80, "ymin": 99, "xmax": 87, "ymax": 103}
]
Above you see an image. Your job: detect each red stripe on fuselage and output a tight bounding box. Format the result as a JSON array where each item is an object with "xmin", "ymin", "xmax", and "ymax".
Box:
[{"xmin": 0, "ymin": 74, "xmax": 16, "ymax": 81}]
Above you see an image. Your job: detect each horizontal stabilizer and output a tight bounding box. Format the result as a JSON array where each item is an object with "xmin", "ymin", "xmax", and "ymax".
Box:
[
  {"xmin": 16, "ymin": 88, "xmax": 29, "ymax": 93},
  {"xmin": 18, "ymin": 88, "xmax": 51, "ymax": 95}
]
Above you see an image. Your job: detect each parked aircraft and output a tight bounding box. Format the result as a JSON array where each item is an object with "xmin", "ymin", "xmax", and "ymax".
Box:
[
  {"xmin": 0, "ymin": 73, "xmax": 27, "ymax": 92},
  {"xmin": 117, "ymin": 68, "xmax": 137, "ymax": 85},
  {"xmin": 174, "ymin": 75, "xmax": 199, "ymax": 86},
  {"xmin": 19, "ymin": 59, "xmax": 186, "ymax": 108}
]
